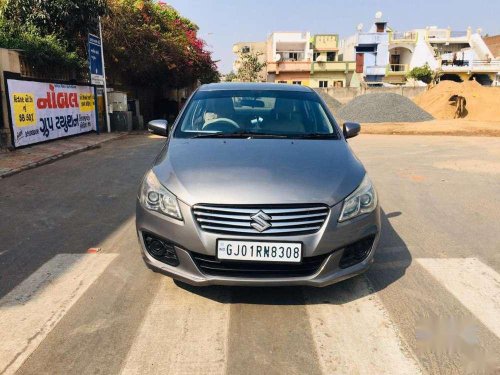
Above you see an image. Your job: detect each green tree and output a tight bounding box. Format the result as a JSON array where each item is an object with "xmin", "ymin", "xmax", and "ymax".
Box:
[
  {"xmin": 0, "ymin": 17, "xmax": 81, "ymax": 70},
  {"xmin": 407, "ymin": 63, "xmax": 434, "ymax": 84},
  {"xmin": 225, "ymin": 71, "xmax": 237, "ymax": 82},
  {"xmin": 101, "ymin": 0, "xmax": 218, "ymax": 86},
  {"xmin": 2, "ymin": 0, "xmax": 108, "ymax": 56},
  {"xmin": 0, "ymin": 0, "xmax": 219, "ymax": 86},
  {"xmin": 236, "ymin": 51, "xmax": 265, "ymax": 82}
]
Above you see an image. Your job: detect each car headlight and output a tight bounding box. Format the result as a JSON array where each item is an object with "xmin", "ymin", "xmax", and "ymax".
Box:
[
  {"xmin": 339, "ymin": 174, "xmax": 377, "ymax": 222},
  {"xmin": 139, "ymin": 170, "xmax": 183, "ymax": 220}
]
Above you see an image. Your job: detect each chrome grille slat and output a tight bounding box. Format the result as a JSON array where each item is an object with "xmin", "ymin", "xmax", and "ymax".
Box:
[
  {"xmin": 193, "ymin": 204, "xmax": 329, "ymax": 236},
  {"xmin": 200, "ymin": 225, "xmax": 322, "ymax": 234},
  {"xmin": 198, "ymin": 218, "xmax": 325, "ymax": 227},
  {"xmin": 194, "ymin": 211, "xmax": 328, "ymax": 221},
  {"xmin": 193, "ymin": 211, "xmax": 253, "ymax": 220},
  {"xmin": 194, "ymin": 205, "xmax": 327, "ymax": 214}
]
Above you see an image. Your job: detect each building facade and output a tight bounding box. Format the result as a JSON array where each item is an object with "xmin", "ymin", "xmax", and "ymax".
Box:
[
  {"xmin": 340, "ymin": 13, "xmax": 500, "ymax": 86},
  {"xmin": 232, "ymin": 41, "xmax": 268, "ymax": 82},
  {"xmin": 266, "ymin": 32, "xmax": 312, "ymax": 86},
  {"xmin": 310, "ymin": 34, "xmax": 357, "ymax": 88},
  {"xmin": 232, "ymin": 32, "xmax": 356, "ymax": 87},
  {"xmin": 232, "ymin": 18, "xmax": 499, "ymax": 87}
]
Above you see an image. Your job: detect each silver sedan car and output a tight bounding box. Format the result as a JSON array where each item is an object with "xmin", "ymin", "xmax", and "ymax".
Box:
[{"xmin": 136, "ymin": 83, "xmax": 380, "ymax": 287}]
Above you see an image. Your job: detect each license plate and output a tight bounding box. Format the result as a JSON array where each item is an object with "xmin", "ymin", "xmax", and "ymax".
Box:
[{"xmin": 217, "ymin": 240, "xmax": 302, "ymax": 263}]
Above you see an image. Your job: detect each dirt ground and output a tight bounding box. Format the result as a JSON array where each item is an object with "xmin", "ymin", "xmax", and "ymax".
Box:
[{"xmin": 361, "ymin": 119, "xmax": 500, "ymax": 137}]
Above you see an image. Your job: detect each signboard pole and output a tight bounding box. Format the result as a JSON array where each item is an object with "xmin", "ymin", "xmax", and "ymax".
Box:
[{"xmin": 98, "ymin": 17, "xmax": 111, "ymax": 133}]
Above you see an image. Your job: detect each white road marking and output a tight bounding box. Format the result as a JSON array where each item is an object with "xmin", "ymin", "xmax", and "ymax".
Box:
[
  {"xmin": 417, "ymin": 258, "xmax": 500, "ymax": 338},
  {"xmin": 306, "ymin": 276, "xmax": 422, "ymax": 374},
  {"xmin": 0, "ymin": 253, "xmax": 117, "ymax": 375},
  {"xmin": 120, "ymin": 280, "xmax": 229, "ymax": 375}
]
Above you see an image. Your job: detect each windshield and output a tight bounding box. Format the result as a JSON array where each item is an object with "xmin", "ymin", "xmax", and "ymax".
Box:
[{"xmin": 174, "ymin": 89, "xmax": 340, "ymax": 139}]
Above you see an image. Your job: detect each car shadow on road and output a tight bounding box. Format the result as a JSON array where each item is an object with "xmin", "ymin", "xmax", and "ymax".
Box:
[
  {"xmin": 176, "ymin": 209, "xmax": 413, "ymax": 305},
  {"xmin": 0, "ymin": 136, "xmax": 165, "ymax": 302}
]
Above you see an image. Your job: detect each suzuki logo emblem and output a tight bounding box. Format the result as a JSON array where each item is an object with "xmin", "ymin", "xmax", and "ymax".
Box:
[{"xmin": 250, "ymin": 210, "xmax": 272, "ymax": 232}]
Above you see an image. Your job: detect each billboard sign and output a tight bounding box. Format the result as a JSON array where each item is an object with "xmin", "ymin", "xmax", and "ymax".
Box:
[
  {"xmin": 5, "ymin": 78, "xmax": 97, "ymax": 148},
  {"xmin": 88, "ymin": 34, "xmax": 104, "ymax": 85}
]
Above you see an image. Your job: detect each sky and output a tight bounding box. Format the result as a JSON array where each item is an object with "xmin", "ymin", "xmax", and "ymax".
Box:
[{"xmin": 166, "ymin": 0, "xmax": 500, "ymax": 73}]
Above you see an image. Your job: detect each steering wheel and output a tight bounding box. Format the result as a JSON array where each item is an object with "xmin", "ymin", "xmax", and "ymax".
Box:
[{"xmin": 202, "ymin": 118, "xmax": 240, "ymax": 132}]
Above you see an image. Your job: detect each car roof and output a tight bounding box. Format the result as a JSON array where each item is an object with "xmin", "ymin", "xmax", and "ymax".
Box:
[{"xmin": 198, "ymin": 82, "xmax": 313, "ymax": 93}]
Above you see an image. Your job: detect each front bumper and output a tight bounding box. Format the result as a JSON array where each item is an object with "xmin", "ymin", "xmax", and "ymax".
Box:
[{"xmin": 136, "ymin": 200, "xmax": 381, "ymax": 287}]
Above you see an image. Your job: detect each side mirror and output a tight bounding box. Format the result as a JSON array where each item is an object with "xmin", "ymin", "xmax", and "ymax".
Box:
[
  {"xmin": 147, "ymin": 119, "xmax": 168, "ymax": 136},
  {"xmin": 343, "ymin": 122, "xmax": 361, "ymax": 139}
]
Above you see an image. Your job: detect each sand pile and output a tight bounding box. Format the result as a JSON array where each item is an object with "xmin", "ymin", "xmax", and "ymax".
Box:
[
  {"xmin": 413, "ymin": 80, "xmax": 500, "ymax": 121},
  {"xmin": 337, "ymin": 93, "xmax": 433, "ymax": 123}
]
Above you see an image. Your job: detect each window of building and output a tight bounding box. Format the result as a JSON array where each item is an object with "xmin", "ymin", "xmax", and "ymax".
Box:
[
  {"xmin": 326, "ymin": 52, "xmax": 336, "ymax": 61},
  {"xmin": 313, "ymin": 52, "xmax": 321, "ymax": 61},
  {"xmin": 292, "ymin": 81, "xmax": 302, "ymax": 85},
  {"xmin": 277, "ymin": 80, "xmax": 287, "ymax": 84},
  {"xmin": 319, "ymin": 81, "xmax": 328, "ymax": 88},
  {"xmin": 288, "ymin": 52, "xmax": 299, "ymax": 61},
  {"xmin": 334, "ymin": 81, "xmax": 344, "ymax": 87},
  {"xmin": 376, "ymin": 22, "xmax": 386, "ymax": 33}
]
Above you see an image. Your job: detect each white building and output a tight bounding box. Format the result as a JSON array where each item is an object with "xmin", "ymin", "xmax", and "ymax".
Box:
[
  {"xmin": 265, "ymin": 32, "xmax": 313, "ymax": 85},
  {"xmin": 340, "ymin": 12, "xmax": 500, "ymax": 86}
]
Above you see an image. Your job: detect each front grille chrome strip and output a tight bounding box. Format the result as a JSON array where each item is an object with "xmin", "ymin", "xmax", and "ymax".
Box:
[
  {"xmin": 194, "ymin": 205, "xmax": 327, "ymax": 214},
  {"xmin": 200, "ymin": 225, "xmax": 322, "ymax": 234},
  {"xmin": 193, "ymin": 204, "xmax": 329, "ymax": 236},
  {"xmin": 193, "ymin": 211, "xmax": 328, "ymax": 221}
]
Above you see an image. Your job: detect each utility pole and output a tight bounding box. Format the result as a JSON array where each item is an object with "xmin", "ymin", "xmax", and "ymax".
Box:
[{"xmin": 98, "ymin": 17, "xmax": 111, "ymax": 133}]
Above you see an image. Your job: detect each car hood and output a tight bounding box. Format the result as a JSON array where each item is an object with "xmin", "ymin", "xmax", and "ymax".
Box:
[{"xmin": 153, "ymin": 138, "xmax": 365, "ymax": 207}]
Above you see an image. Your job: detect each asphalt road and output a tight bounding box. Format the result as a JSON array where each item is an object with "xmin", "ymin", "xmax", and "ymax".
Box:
[{"xmin": 0, "ymin": 134, "xmax": 499, "ymax": 375}]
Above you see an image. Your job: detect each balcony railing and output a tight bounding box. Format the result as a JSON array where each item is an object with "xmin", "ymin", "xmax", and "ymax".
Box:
[
  {"xmin": 357, "ymin": 32, "xmax": 387, "ymax": 45},
  {"xmin": 450, "ymin": 30, "xmax": 468, "ymax": 38},
  {"xmin": 440, "ymin": 60, "xmax": 500, "ymax": 72},
  {"xmin": 365, "ymin": 66, "xmax": 387, "ymax": 76},
  {"xmin": 276, "ymin": 51, "xmax": 306, "ymax": 61},
  {"xmin": 426, "ymin": 29, "xmax": 470, "ymax": 42},
  {"xmin": 387, "ymin": 64, "xmax": 409, "ymax": 75},
  {"xmin": 267, "ymin": 60, "xmax": 311, "ymax": 73},
  {"xmin": 311, "ymin": 61, "xmax": 356, "ymax": 73},
  {"xmin": 389, "ymin": 32, "xmax": 418, "ymax": 43}
]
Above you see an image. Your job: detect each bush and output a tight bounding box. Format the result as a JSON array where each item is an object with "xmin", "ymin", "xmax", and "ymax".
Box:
[
  {"xmin": 407, "ymin": 63, "xmax": 433, "ymax": 84},
  {"xmin": 0, "ymin": 18, "xmax": 82, "ymax": 71}
]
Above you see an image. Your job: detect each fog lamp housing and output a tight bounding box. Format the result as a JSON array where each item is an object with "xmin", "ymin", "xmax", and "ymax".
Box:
[
  {"xmin": 339, "ymin": 235, "xmax": 376, "ymax": 269},
  {"xmin": 143, "ymin": 233, "xmax": 179, "ymax": 266}
]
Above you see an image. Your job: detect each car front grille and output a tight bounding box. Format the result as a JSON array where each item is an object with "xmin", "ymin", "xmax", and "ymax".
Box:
[
  {"xmin": 192, "ymin": 204, "xmax": 329, "ymax": 236},
  {"xmin": 191, "ymin": 252, "xmax": 330, "ymax": 278}
]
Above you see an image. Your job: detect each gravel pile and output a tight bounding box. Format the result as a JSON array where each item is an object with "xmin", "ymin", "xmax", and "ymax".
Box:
[
  {"xmin": 338, "ymin": 93, "xmax": 434, "ymax": 123},
  {"xmin": 314, "ymin": 89, "xmax": 342, "ymax": 114}
]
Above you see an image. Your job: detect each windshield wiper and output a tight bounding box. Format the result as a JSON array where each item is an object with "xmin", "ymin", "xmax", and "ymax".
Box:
[{"xmin": 191, "ymin": 131, "xmax": 288, "ymax": 139}]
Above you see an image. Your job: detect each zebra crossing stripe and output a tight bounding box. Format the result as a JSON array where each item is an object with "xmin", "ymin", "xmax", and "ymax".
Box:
[
  {"xmin": 417, "ymin": 258, "xmax": 500, "ymax": 338},
  {"xmin": 305, "ymin": 276, "xmax": 422, "ymax": 374},
  {"xmin": 120, "ymin": 279, "xmax": 230, "ymax": 375},
  {"xmin": 0, "ymin": 253, "xmax": 117, "ymax": 375}
]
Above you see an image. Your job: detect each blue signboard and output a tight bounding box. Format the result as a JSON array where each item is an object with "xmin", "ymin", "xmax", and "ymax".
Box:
[{"xmin": 88, "ymin": 34, "xmax": 104, "ymax": 85}]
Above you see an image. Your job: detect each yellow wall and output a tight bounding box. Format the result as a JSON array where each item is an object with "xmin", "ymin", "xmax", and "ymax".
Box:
[
  {"xmin": 309, "ymin": 71, "xmax": 347, "ymax": 88},
  {"xmin": 313, "ymin": 35, "xmax": 338, "ymax": 50}
]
